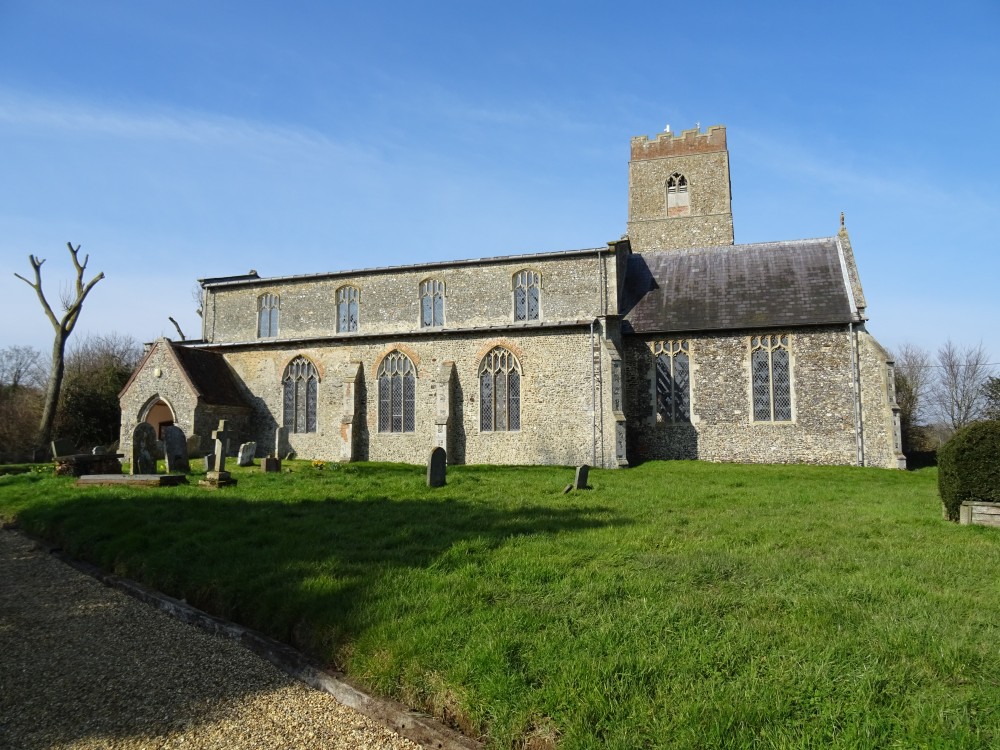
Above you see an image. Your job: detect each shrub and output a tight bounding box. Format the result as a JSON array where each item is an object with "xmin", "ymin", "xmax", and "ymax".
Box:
[{"xmin": 938, "ymin": 420, "xmax": 1000, "ymax": 521}]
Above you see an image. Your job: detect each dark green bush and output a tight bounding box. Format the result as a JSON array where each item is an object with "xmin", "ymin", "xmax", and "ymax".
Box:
[{"xmin": 938, "ymin": 420, "xmax": 1000, "ymax": 521}]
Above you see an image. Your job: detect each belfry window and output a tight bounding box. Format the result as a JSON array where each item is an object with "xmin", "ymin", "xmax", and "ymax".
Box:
[
  {"xmin": 480, "ymin": 347, "xmax": 521, "ymax": 432},
  {"xmin": 513, "ymin": 270, "xmax": 540, "ymax": 322},
  {"xmin": 420, "ymin": 279, "xmax": 445, "ymax": 327},
  {"xmin": 377, "ymin": 351, "xmax": 415, "ymax": 433},
  {"xmin": 751, "ymin": 335, "xmax": 792, "ymax": 422},
  {"xmin": 336, "ymin": 285, "xmax": 359, "ymax": 333},
  {"xmin": 282, "ymin": 356, "xmax": 318, "ymax": 433},
  {"xmin": 257, "ymin": 293, "xmax": 279, "ymax": 338},
  {"xmin": 654, "ymin": 340, "xmax": 691, "ymax": 423},
  {"xmin": 666, "ymin": 172, "xmax": 690, "ymax": 216}
]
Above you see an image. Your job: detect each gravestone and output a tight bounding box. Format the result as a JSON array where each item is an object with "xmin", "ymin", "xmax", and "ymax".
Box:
[
  {"xmin": 50, "ymin": 438, "xmax": 75, "ymax": 459},
  {"xmin": 91, "ymin": 445, "xmax": 107, "ymax": 455},
  {"xmin": 130, "ymin": 423, "xmax": 157, "ymax": 475},
  {"xmin": 427, "ymin": 447, "xmax": 446, "ymax": 488},
  {"xmin": 574, "ymin": 464, "xmax": 590, "ymax": 490},
  {"xmin": 186, "ymin": 434, "xmax": 202, "ymax": 456},
  {"xmin": 237, "ymin": 441, "xmax": 256, "ymax": 467},
  {"xmin": 162, "ymin": 425, "xmax": 190, "ymax": 473},
  {"xmin": 274, "ymin": 426, "xmax": 287, "ymax": 458},
  {"xmin": 204, "ymin": 454, "xmax": 215, "ymax": 472},
  {"xmin": 261, "ymin": 456, "xmax": 282, "ymax": 472},
  {"xmin": 200, "ymin": 420, "xmax": 236, "ymax": 487}
]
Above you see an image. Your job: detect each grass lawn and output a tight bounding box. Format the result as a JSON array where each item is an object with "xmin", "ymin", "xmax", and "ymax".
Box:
[{"xmin": 1, "ymin": 460, "xmax": 997, "ymax": 749}]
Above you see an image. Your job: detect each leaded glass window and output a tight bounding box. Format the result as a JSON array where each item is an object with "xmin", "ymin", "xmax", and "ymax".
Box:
[
  {"xmin": 513, "ymin": 270, "xmax": 540, "ymax": 322},
  {"xmin": 750, "ymin": 334, "xmax": 792, "ymax": 422},
  {"xmin": 666, "ymin": 172, "xmax": 690, "ymax": 216},
  {"xmin": 653, "ymin": 340, "xmax": 690, "ymax": 423},
  {"xmin": 377, "ymin": 351, "xmax": 415, "ymax": 433},
  {"xmin": 282, "ymin": 356, "xmax": 318, "ymax": 433},
  {"xmin": 257, "ymin": 293, "xmax": 279, "ymax": 338},
  {"xmin": 420, "ymin": 279, "xmax": 445, "ymax": 327},
  {"xmin": 480, "ymin": 347, "xmax": 521, "ymax": 432},
  {"xmin": 336, "ymin": 285, "xmax": 359, "ymax": 333}
]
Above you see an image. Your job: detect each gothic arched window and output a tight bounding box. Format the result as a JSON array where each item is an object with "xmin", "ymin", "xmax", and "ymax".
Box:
[
  {"xmin": 751, "ymin": 335, "xmax": 792, "ymax": 422},
  {"xmin": 666, "ymin": 172, "xmax": 690, "ymax": 216},
  {"xmin": 282, "ymin": 356, "xmax": 318, "ymax": 433},
  {"xmin": 257, "ymin": 293, "xmax": 279, "ymax": 338},
  {"xmin": 336, "ymin": 285, "xmax": 359, "ymax": 333},
  {"xmin": 512, "ymin": 270, "xmax": 540, "ymax": 322},
  {"xmin": 420, "ymin": 279, "xmax": 445, "ymax": 327},
  {"xmin": 654, "ymin": 340, "xmax": 691, "ymax": 423},
  {"xmin": 377, "ymin": 351, "xmax": 415, "ymax": 433},
  {"xmin": 480, "ymin": 347, "xmax": 521, "ymax": 432}
]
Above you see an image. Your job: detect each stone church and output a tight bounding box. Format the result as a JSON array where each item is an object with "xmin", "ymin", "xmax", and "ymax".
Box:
[{"xmin": 119, "ymin": 125, "xmax": 905, "ymax": 469}]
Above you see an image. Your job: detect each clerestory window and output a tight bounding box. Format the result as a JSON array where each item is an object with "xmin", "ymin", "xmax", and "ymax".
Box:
[
  {"xmin": 480, "ymin": 347, "xmax": 521, "ymax": 432},
  {"xmin": 377, "ymin": 351, "xmax": 415, "ymax": 433},
  {"xmin": 751, "ymin": 334, "xmax": 792, "ymax": 422},
  {"xmin": 654, "ymin": 340, "xmax": 691, "ymax": 423},
  {"xmin": 282, "ymin": 356, "xmax": 318, "ymax": 433},
  {"xmin": 257, "ymin": 293, "xmax": 279, "ymax": 338},
  {"xmin": 336, "ymin": 285, "xmax": 359, "ymax": 333},
  {"xmin": 513, "ymin": 270, "xmax": 540, "ymax": 322},
  {"xmin": 666, "ymin": 172, "xmax": 690, "ymax": 216},
  {"xmin": 420, "ymin": 279, "xmax": 445, "ymax": 327}
]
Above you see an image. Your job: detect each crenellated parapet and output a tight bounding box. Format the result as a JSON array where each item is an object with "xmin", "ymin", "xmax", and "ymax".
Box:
[{"xmin": 630, "ymin": 125, "xmax": 727, "ymax": 160}]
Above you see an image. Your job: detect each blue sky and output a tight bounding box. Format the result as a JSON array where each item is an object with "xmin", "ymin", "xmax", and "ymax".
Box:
[{"xmin": 1, "ymin": 1, "xmax": 998, "ymax": 363}]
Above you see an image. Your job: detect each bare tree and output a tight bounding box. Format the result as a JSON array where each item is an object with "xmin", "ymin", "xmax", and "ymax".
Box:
[
  {"xmin": 0, "ymin": 346, "xmax": 47, "ymax": 462},
  {"xmin": 932, "ymin": 340, "xmax": 991, "ymax": 431},
  {"xmin": 0, "ymin": 346, "xmax": 47, "ymax": 391},
  {"xmin": 983, "ymin": 376, "xmax": 1000, "ymax": 421},
  {"xmin": 14, "ymin": 243, "xmax": 105, "ymax": 449},
  {"xmin": 891, "ymin": 342, "xmax": 932, "ymax": 453}
]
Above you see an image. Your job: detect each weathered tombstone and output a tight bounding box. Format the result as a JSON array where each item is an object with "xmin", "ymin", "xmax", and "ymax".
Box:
[
  {"xmin": 50, "ymin": 438, "xmax": 75, "ymax": 459},
  {"xmin": 274, "ymin": 426, "xmax": 287, "ymax": 458},
  {"xmin": 200, "ymin": 420, "xmax": 235, "ymax": 487},
  {"xmin": 91, "ymin": 445, "xmax": 107, "ymax": 455},
  {"xmin": 427, "ymin": 447, "xmax": 446, "ymax": 488},
  {"xmin": 574, "ymin": 464, "xmax": 590, "ymax": 491},
  {"xmin": 237, "ymin": 441, "xmax": 256, "ymax": 467},
  {"xmin": 130, "ymin": 423, "xmax": 157, "ymax": 475},
  {"xmin": 261, "ymin": 456, "xmax": 282, "ymax": 473},
  {"xmin": 186, "ymin": 434, "xmax": 202, "ymax": 456},
  {"xmin": 204, "ymin": 454, "xmax": 216, "ymax": 472},
  {"xmin": 163, "ymin": 425, "xmax": 190, "ymax": 473}
]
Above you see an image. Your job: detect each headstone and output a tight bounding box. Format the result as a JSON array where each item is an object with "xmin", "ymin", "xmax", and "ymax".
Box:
[
  {"xmin": 427, "ymin": 447, "xmax": 446, "ymax": 488},
  {"xmin": 237, "ymin": 441, "xmax": 256, "ymax": 467},
  {"xmin": 210, "ymin": 420, "xmax": 232, "ymax": 473},
  {"xmin": 274, "ymin": 426, "xmax": 287, "ymax": 458},
  {"xmin": 261, "ymin": 456, "xmax": 282, "ymax": 473},
  {"xmin": 204, "ymin": 454, "xmax": 216, "ymax": 472},
  {"xmin": 130, "ymin": 423, "xmax": 157, "ymax": 475},
  {"xmin": 163, "ymin": 425, "xmax": 190, "ymax": 473},
  {"xmin": 50, "ymin": 438, "xmax": 75, "ymax": 459},
  {"xmin": 186, "ymin": 434, "xmax": 202, "ymax": 455},
  {"xmin": 91, "ymin": 445, "xmax": 107, "ymax": 455},
  {"xmin": 573, "ymin": 464, "xmax": 590, "ymax": 491}
]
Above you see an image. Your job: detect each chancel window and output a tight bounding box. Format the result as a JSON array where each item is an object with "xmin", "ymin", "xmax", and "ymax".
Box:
[
  {"xmin": 666, "ymin": 172, "xmax": 690, "ymax": 216},
  {"xmin": 751, "ymin": 335, "xmax": 792, "ymax": 422},
  {"xmin": 480, "ymin": 347, "xmax": 521, "ymax": 432},
  {"xmin": 257, "ymin": 293, "xmax": 279, "ymax": 338},
  {"xmin": 378, "ymin": 351, "xmax": 415, "ymax": 433},
  {"xmin": 420, "ymin": 279, "xmax": 445, "ymax": 327},
  {"xmin": 653, "ymin": 340, "xmax": 690, "ymax": 423},
  {"xmin": 282, "ymin": 356, "xmax": 318, "ymax": 433},
  {"xmin": 513, "ymin": 270, "xmax": 540, "ymax": 322},
  {"xmin": 336, "ymin": 285, "xmax": 359, "ymax": 333}
]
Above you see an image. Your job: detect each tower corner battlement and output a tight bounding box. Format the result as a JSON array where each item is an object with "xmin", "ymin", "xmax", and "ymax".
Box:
[{"xmin": 630, "ymin": 125, "xmax": 727, "ymax": 160}]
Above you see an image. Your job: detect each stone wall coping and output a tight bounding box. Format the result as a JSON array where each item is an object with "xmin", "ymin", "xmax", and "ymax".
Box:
[
  {"xmin": 200, "ymin": 247, "xmax": 613, "ymax": 289},
  {"xmin": 187, "ymin": 319, "xmax": 600, "ymax": 350}
]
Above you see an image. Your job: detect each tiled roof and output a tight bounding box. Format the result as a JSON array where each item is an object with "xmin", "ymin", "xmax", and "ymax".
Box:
[
  {"xmin": 168, "ymin": 342, "xmax": 248, "ymax": 407},
  {"xmin": 621, "ymin": 237, "xmax": 858, "ymax": 333}
]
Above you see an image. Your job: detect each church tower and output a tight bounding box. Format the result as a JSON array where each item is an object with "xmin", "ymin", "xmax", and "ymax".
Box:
[{"xmin": 627, "ymin": 125, "xmax": 734, "ymax": 252}]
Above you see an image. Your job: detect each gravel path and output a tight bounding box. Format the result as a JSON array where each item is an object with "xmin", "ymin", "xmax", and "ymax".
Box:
[{"xmin": 0, "ymin": 529, "xmax": 425, "ymax": 750}]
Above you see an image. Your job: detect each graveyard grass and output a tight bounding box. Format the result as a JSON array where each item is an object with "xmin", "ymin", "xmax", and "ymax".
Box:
[{"xmin": 1, "ymin": 461, "xmax": 997, "ymax": 749}]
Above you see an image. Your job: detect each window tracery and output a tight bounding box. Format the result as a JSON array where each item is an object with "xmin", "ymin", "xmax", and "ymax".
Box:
[
  {"xmin": 336, "ymin": 285, "xmax": 359, "ymax": 333},
  {"xmin": 420, "ymin": 279, "xmax": 445, "ymax": 327},
  {"xmin": 666, "ymin": 172, "xmax": 690, "ymax": 216},
  {"xmin": 257, "ymin": 293, "xmax": 279, "ymax": 338},
  {"xmin": 282, "ymin": 356, "xmax": 318, "ymax": 433},
  {"xmin": 480, "ymin": 347, "xmax": 521, "ymax": 432},
  {"xmin": 751, "ymin": 335, "xmax": 792, "ymax": 422},
  {"xmin": 378, "ymin": 351, "xmax": 415, "ymax": 433},
  {"xmin": 653, "ymin": 340, "xmax": 691, "ymax": 423},
  {"xmin": 513, "ymin": 270, "xmax": 540, "ymax": 322}
]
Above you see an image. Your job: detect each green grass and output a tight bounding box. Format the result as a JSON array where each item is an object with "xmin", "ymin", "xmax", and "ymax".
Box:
[{"xmin": 2, "ymin": 460, "xmax": 997, "ymax": 748}]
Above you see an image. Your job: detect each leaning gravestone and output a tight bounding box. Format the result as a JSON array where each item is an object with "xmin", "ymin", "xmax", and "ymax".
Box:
[
  {"xmin": 130, "ymin": 423, "xmax": 157, "ymax": 475},
  {"xmin": 274, "ymin": 426, "xmax": 288, "ymax": 459},
  {"xmin": 427, "ymin": 447, "xmax": 446, "ymax": 488},
  {"xmin": 237, "ymin": 441, "xmax": 256, "ymax": 466},
  {"xmin": 163, "ymin": 425, "xmax": 190, "ymax": 473},
  {"xmin": 574, "ymin": 464, "xmax": 590, "ymax": 490},
  {"xmin": 50, "ymin": 438, "xmax": 76, "ymax": 459}
]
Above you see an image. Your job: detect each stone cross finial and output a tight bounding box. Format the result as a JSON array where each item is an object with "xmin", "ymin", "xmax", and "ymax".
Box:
[
  {"xmin": 211, "ymin": 420, "xmax": 232, "ymax": 472},
  {"xmin": 840, "ymin": 211, "xmax": 845, "ymax": 228}
]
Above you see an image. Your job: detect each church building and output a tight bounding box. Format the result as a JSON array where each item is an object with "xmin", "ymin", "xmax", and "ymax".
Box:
[{"xmin": 119, "ymin": 125, "xmax": 905, "ymax": 469}]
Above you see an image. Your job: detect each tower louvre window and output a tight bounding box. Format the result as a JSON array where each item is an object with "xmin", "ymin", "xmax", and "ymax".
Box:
[{"xmin": 666, "ymin": 173, "xmax": 690, "ymax": 216}]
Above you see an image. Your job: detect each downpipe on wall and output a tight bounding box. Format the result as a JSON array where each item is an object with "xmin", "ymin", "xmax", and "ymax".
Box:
[{"xmin": 849, "ymin": 322, "xmax": 864, "ymax": 467}]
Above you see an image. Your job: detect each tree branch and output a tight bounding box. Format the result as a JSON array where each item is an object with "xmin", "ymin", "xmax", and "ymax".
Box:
[{"xmin": 13, "ymin": 255, "xmax": 60, "ymax": 329}]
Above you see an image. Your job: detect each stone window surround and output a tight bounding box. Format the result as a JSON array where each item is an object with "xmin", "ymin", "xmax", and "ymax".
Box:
[
  {"xmin": 336, "ymin": 284, "xmax": 360, "ymax": 333},
  {"xmin": 665, "ymin": 172, "xmax": 690, "ymax": 216},
  {"xmin": 376, "ymin": 349, "xmax": 416, "ymax": 434},
  {"xmin": 511, "ymin": 269, "xmax": 542, "ymax": 323},
  {"xmin": 478, "ymin": 345, "xmax": 522, "ymax": 433},
  {"xmin": 282, "ymin": 355, "xmax": 319, "ymax": 434},
  {"xmin": 418, "ymin": 278, "xmax": 446, "ymax": 328},
  {"xmin": 652, "ymin": 339, "xmax": 692, "ymax": 424},
  {"xmin": 257, "ymin": 293, "xmax": 280, "ymax": 339},
  {"xmin": 749, "ymin": 333, "xmax": 795, "ymax": 423}
]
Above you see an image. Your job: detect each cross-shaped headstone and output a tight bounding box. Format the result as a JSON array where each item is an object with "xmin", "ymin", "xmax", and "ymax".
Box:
[{"xmin": 211, "ymin": 420, "xmax": 232, "ymax": 473}]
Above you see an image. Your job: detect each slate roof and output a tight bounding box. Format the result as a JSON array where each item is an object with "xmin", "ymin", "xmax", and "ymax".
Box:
[
  {"xmin": 168, "ymin": 342, "xmax": 248, "ymax": 407},
  {"xmin": 621, "ymin": 237, "xmax": 860, "ymax": 334}
]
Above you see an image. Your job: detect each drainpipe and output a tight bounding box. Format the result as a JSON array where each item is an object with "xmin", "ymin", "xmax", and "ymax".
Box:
[
  {"xmin": 590, "ymin": 320, "xmax": 597, "ymax": 466},
  {"xmin": 849, "ymin": 322, "xmax": 864, "ymax": 466}
]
